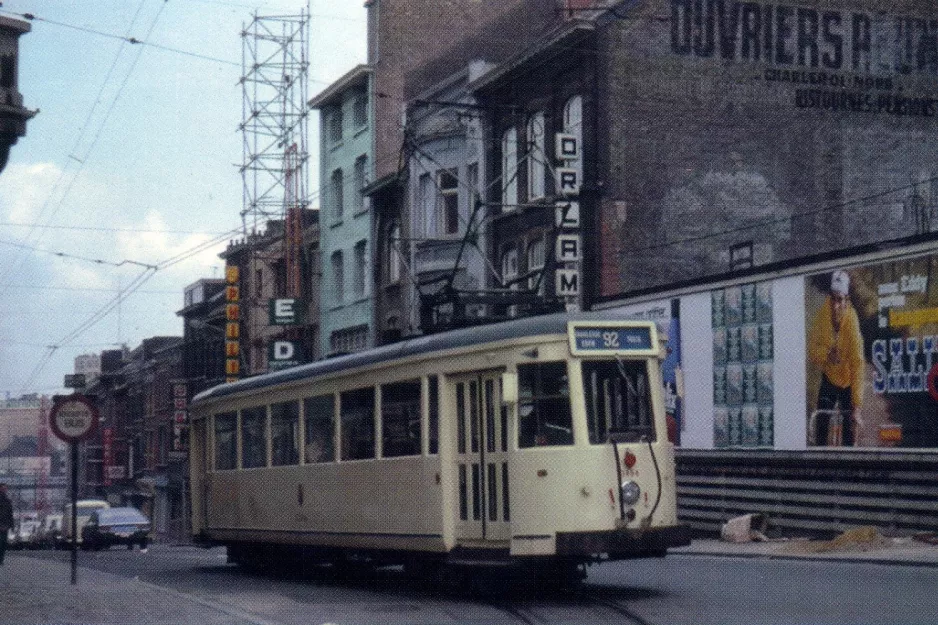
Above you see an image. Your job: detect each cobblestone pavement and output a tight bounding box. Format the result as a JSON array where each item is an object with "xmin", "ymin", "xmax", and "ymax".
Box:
[
  {"xmin": 0, "ymin": 552, "xmax": 266, "ymax": 625},
  {"xmin": 2, "ymin": 534, "xmax": 936, "ymax": 625}
]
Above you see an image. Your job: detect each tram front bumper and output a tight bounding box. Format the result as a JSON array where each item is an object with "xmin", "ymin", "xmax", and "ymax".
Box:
[{"xmin": 555, "ymin": 524, "xmax": 692, "ymax": 559}]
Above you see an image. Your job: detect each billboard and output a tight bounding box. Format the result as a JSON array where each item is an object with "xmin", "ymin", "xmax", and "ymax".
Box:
[
  {"xmin": 712, "ymin": 281, "xmax": 775, "ymax": 448},
  {"xmin": 805, "ymin": 255, "xmax": 938, "ymax": 448}
]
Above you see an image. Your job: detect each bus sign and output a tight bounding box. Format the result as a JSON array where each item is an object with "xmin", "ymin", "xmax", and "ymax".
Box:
[
  {"xmin": 50, "ymin": 394, "xmax": 99, "ymax": 443},
  {"xmin": 568, "ymin": 322, "xmax": 658, "ymax": 356}
]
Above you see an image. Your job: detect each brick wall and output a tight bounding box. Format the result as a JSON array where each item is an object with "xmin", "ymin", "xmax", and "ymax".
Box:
[{"xmin": 369, "ymin": 0, "xmax": 566, "ymax": 180}]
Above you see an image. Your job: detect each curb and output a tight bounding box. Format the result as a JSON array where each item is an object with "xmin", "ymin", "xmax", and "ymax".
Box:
[
  {"xmin": 670, "ymin": 549, "xmax": 938, "ymax": 568},
  {"xmin": 133, "ymin": 577, "xmax": 287, "ymax": 625}
]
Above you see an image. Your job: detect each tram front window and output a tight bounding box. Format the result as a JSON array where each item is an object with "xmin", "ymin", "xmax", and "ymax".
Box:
[
  {"xmin": 583, "ymin": 359, "xmax": 655, "ymax": 444},
  {"xmin": 518, "ymin": 361, "xmax": 573, "ymax": 447}
]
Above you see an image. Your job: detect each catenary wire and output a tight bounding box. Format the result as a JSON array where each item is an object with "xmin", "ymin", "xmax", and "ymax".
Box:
[{"xmin": 0, "ymin": 1, "xmax": 169, "ymax": 297}]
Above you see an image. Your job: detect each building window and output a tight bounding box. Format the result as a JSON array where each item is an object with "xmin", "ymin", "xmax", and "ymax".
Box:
[
  {"xmin": 240, "ymin": 406, "xmax": 268, "ymax": 469},
  {"xmin": 417, "ymin": 173, "xmax": 432, "ymax": 239},
  {"xmin": 328, "ymin": 106, "xmax": 343, "ymax": 144},
  {"xmin": 563, "ymin": 96, "xmax": 583, "ymax": 183},
  {"xmin": 303, "ymin": 395, "xmax": 335, "ymax": 463},
  {"xmin": 330, "ymin": 324, "xmax": 369, "ymax": 354},
  {"xmin": 386, "ymin": 224, "xmax": 401, "ymax": 284},
  {"xmin": 213, "ymin": 412, "xmax": 237, "ymax": 470},
  {"xmin": 501, "ymin": 127, "xmax": 518, "ymax": 211},
  {"xmin": 353, "ymin": 91, "xmax": 368, "ymax": 129},
  {"xmin": 467, "ymin": 162, "xmax": 479, "ymax": 210},
  {"xmin": 341, "ymin": 387, "xmax": 375, "ymax": 460},
  {"xmin": 527, "ymin": 237, "xmax": 545, "ymax": 294},
  {"xmin": 331, "ymin": 168, "xmax": 344, "ymax": 222},
  {"xmin": 502, "ymin": 245, "xmax": 519, "ymax": 317},
  {"xmin": 331, "ymin": 250, "xmax": 344, "ymax": 303},
  {"xmin": 502, "ymin": 246, "xmax": 518, "ymax": 289},
  {"xmin": 353, "ymin": 155, "xmax": 368, "ymax": 213},
  {"xmin": 438, "ymin": 168, "xmax": 460, "ymax": 236},
  {"xmin": 270, "ymin": 401, "xmax": 300, "ymax": 466},
  {"xmin": 527, "ymin": 112, "xmax": 546, "ymax": 201},
  {"xmin": 354, "ymin": 240, "xmax": 367, "ymax": 297},
  {"xmin": 381, "ymin": 380, "xmax": 422, "ymax": 457}
]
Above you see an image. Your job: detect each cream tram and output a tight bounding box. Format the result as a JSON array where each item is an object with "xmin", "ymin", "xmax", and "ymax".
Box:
[{"xmin": 188, "ymin": 313, "xmax": 690, "ymax": 581}]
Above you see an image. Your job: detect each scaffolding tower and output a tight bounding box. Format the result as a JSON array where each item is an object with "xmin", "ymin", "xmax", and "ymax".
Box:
[{"xmin": 239, "ymin": 10, "xmax": 311, "ymax": 234}]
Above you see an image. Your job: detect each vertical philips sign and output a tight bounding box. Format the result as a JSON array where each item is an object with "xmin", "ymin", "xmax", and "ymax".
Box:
[
  {"xmin": 554, "ymin": 132, "xmax": 582, "ymax": 309},
  {"xmin": 224, "ymin": 265, "xmax": 240, "ymax": 382}
]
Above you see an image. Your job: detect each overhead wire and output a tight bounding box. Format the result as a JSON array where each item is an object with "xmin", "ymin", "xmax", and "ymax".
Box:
[
  {"xmin": 0, "ymin": 237, "xmax": 158, "ymax": 268},
  {"xmin": 618, "ymin": 175, "xmax": 938, "ymax": 257},
  {"xmin": 12, "ymin": 222, "xmax": 243, "ymax": 394},
  {"xmin": 0, "ymin": 0, "xmax": 168, "ymax": 297},
  {"xmin": 0, "ymin": 221, "xmax": 233, "ymax": 235},
  {"xmin": 0, "ymin": 6, "xmax": 238, "ymax": 67}
]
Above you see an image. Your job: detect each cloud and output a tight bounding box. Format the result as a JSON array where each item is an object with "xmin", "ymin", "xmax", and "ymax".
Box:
[
  {"xmin": 0, "ymin": 162, "xmax": 62, "ymax": 222},
  {"xmin": 116, "ymin": 210, "xmax": 226, "ymax": 280}
]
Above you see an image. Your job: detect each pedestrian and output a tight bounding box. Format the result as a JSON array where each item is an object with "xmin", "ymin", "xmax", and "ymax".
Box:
[
  {"xmin": 808, "ymin": 269, "xmax": 866, "ymax": 446},
  {"xmin": 0, "ymin": 482, "xmax": 14, "ymax": 565}
]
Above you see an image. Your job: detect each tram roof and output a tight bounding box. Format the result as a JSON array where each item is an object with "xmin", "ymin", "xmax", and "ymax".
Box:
[{"xmin": 192, "ymin": 311, "xmax": 631, "ymax": 406}]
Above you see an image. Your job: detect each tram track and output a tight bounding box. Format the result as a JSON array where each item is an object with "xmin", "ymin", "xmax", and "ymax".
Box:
[
  {"xmin": 484, "ymin": 601, "xmax": 545, "ymax": 625},
  {"xmin": 555, "ymin": 585, "xmax": 657, "ymax": 625},
  {"xmin": 582, "ymin": 595, "xmax": 655, "ymax": 625}
]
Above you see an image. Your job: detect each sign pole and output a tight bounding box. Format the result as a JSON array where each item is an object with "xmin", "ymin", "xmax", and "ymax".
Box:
[
  {"xmin": 70, "ymin": 441, "xmax": 78, "ymax": 585},
  {"xmin": 49, "ymin": 393, "xmax": 99, "ymax": 587}
]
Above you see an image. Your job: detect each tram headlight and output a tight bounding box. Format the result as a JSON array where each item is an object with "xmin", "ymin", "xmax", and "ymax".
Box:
[{"xmin": 620, "ymin": 480, "xmax": 641, "ymax": 506}]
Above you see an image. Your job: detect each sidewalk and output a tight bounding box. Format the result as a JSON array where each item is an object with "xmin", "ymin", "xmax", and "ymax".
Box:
[
  {"xmin": 0, "ymin": 553, "xmax": 261, "ymax": 625},
  {"xmin": 672, "ymin": 533, "xmax": 938, "ymax": 567}
]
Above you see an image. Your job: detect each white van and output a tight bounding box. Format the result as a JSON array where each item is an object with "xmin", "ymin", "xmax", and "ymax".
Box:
[{"xmin": 61, "ymin": 500, "xmax": 110, "ymax": 544}]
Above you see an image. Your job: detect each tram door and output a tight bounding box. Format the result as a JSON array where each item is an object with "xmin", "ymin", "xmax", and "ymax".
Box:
[{"xmin": 452, "ymin": 371, "xmax": 511, "ymax": 542}]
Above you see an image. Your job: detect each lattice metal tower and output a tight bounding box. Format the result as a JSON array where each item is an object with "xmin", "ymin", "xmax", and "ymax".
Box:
[{"xmin": 240, "ymin": 10, "xmax": 311, "ymax": 235}]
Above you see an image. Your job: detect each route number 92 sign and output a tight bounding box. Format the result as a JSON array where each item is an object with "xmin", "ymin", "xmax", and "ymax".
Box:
[{"xmin": 568, "ymin": 321, "xmax": 659, "ymax": 356}]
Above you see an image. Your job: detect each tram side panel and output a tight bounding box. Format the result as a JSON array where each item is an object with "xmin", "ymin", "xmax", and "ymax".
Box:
[{"xmin": 201, "ymin": 455, "xmax": 446, "ymax": 552}]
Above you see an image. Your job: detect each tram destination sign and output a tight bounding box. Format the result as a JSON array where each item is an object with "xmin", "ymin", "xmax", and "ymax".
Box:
[
  {"xmin": 568, "ymin": 322, "xmax": 658, "ymax": 357},
  {"xmin": 49, "ymin": 394, "xmax": 99, "ymax": 443}
]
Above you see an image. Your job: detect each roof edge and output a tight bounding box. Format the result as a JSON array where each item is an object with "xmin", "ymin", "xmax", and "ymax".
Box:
[{"xmin": 308, "ymin": 64, "xmax": 373, "ymax": 109}]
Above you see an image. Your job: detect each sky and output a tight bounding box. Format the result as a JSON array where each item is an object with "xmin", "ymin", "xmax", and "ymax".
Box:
[{"xmin": 0, "ymin": 0, "xmax": 366, "ymax": 398}]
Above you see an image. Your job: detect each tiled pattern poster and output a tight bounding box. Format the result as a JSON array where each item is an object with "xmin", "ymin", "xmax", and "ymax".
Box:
[{"xmin": 713, "ymin": 282, "xmax": 774, "ymax": 448}]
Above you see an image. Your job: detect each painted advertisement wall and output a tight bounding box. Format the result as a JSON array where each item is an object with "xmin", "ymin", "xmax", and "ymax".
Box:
[
  {"xmin": 805, "ymin": 254, "xmax": 938, "ymax": 448},
  {"xmin": 597, "ymin": 0, "xmax": 938, "ymax": 299}
]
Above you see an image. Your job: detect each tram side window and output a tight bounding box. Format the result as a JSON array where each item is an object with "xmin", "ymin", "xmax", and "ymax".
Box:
[
  {"xmin": 241, "ymin": 406, "xmax": 268, "ymax": 469},
  {"xmin": 518, "ymin": 362, "xmax": 573, "ymax": 447},
  {"xmin": 583, "ymin": 359, "xmax": 655, "ymax": 444},
  {"xmin": 214, "ymin": 412, "xmax": 237, "ymax": 470},
  {"xmin": 271, "ymin": 400, "xmax": 300, "ymax": 466},
  {"xmin": 381, "ymin": 380, "xmax": 421, "ymax": 457},
  {"xmin": 304, "ymin": 395, "xmax": 335, "ymax": 463},
  {"xmin": 341, "ymin": 387, "xmax": 375, "ymax": 460},
  {"xmin": 428, "ymin": 376, "xmax": 439, "ymax": 454}
]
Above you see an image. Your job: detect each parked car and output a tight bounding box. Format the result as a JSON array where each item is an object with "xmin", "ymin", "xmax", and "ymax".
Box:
[
  {"xmin": 35, "ymin": 514, "xmax": 63, "ymax": 549},
  {"xmin": 15, "ymin": 514, "xmax": 42, "ymax": 550},
  {"xmin": 80, "ymin": 507, "xmax": 150, "ymax": 551},
  {"xmin": 62, "ymin": 499, "xmax": 110, "ymax": 546}
]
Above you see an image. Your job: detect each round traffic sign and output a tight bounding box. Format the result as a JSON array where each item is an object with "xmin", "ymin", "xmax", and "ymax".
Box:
[{"xmin": 49, "ymin": 394, "xmax": 99, "ymax": 442}]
